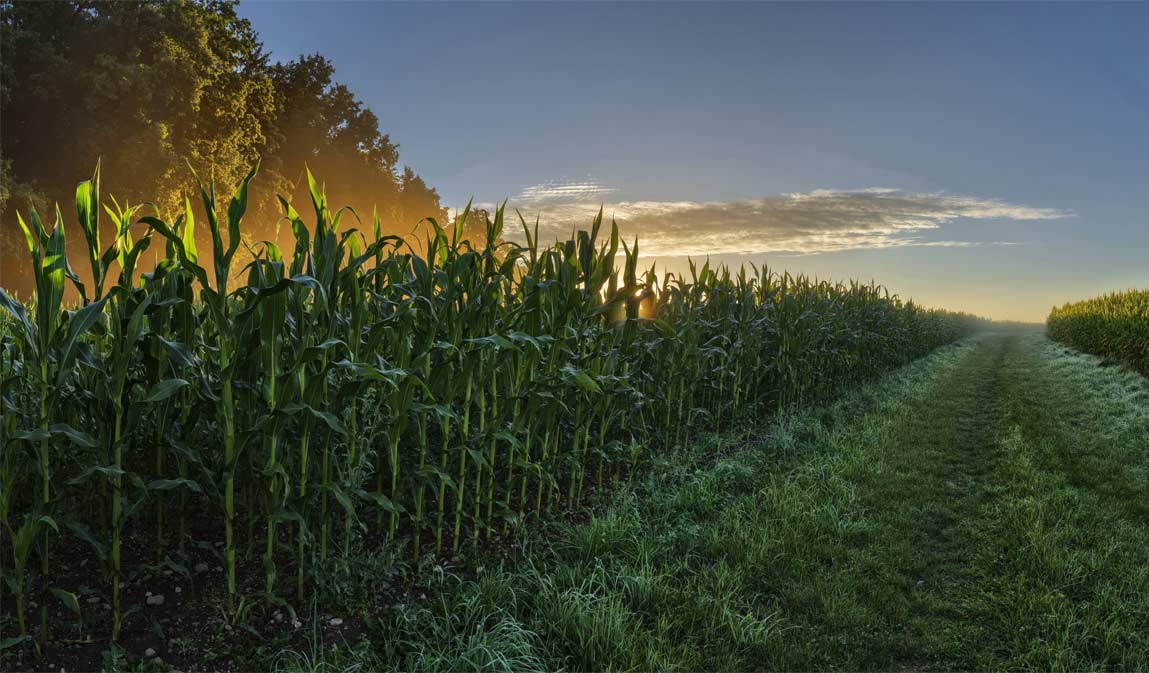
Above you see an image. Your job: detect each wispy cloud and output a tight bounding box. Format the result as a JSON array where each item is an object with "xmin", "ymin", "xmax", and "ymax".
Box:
[
  {"xmin": 512, "ymin": 178, "xmax": 618, "ymax": 204},
  {"xmin": 493, "ymin": 183, "xmax": 1071, "ymax": 256}
]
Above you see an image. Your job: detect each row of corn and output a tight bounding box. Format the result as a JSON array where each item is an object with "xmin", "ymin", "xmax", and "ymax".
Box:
[
  {"xmin": 1047, "ymin": 290, "xmax": 1149, "ymax": 373},
  {"xmin": 0, "ymin": 163, "xmax": 986, "ymax": 651}
]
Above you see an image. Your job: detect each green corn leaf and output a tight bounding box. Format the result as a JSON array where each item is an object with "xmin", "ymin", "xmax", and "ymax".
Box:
[
  {"xmin": 50, "ymin": 587, "xmax": 82, "ymax": 617},
  {"xmin": 14, "ymin": 424, "xmax": 97, "ymax": 448},
  {"xmin": 320, "ymin": 484, "xmax": 360, "ymax": 529},
  {"xmin": 65, "ymin": 521, "xmax": 109, "ymax": 561},
  {"xmin": 55, "ymin": 294, "xmax": 110, "ymax": 386},
  {"xmin": 154, "ymin": 335, "xmax": 198, "ymax": 368},
  {"xmin": 0, "ymin": 635, "xmax": 32, "ymax": 652},
  {"xmin": 143, "ymin": 378, "xmax": 190, "ymax": 403},
  {"xmin": 356, "ymin": 489, "xmax": 406, "ymax": 514},
  {"xmin": 0, "ymin": 287, "xmax": 37, "ymax": 352},
  {"xmin": 66, "ymin": 464, "xmax": 126, "ymax": 485},
  {"xmin": 182, "ymin": 194, "xmax": 199, "ymax": 263},
  {"xmin": 562, "ymin": 365, "xmax": 601, "ymax": 393},
  {"xmin": 280, "ymin": 403, "xmax": 349, "ymax": 436},
  {"xmin": 147, "ymin": 478, "xmax": 203, "ymax": 493}
]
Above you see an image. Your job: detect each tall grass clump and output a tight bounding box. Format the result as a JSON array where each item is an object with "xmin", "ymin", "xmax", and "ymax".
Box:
[
  {"xmin": 0, "ymin": 163, "xmax": 986, "ymax": 653},
  {"xmin": 1047, "ymin": 290, "xmax": 1149, "ymax": 373}
]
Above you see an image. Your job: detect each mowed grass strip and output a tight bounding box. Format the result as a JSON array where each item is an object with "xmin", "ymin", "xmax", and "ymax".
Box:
[{"xmin": 971, "ymin": 334, "xmax": 1149, "ymax": 671}]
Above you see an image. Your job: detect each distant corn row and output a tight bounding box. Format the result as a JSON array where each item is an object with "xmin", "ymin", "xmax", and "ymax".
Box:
[
  {"xmin": 0, "ymin": 163, "xmax": 986, "ymax": 651},
  {"xmin": 1047, "ymin": 290, "xmax": 1149, "ymax": 373}
]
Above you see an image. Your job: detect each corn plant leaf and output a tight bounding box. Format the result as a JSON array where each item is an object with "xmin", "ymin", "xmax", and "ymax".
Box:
[
  {"xmin": 492, "ymin": 431, "xmax": 522, "ymax": 448},
  {"xmin": 181, "ymin": 195, "xmax": 199, "ymax": 263},
  {"xmin": 356, "ymin": 489, "xmax": 406, "ymax": 514},
  {"xmin": 140, "ymin": 216, "xmax": 212, "ymax": 291},
  {"xmin": 320, "ymin": 484, "xmax": 361, "ymax": 530},
  {"xmin": 562, "ymin": 365, "xmax": 601, "ymax": 393},
  {"xmin": 14, "ymin": 424, "xmax": 97, "ymax": 448},
  {"xmin": 154, "ymin": 335, "xmax": 198, "ymax": 368},
  {"xmin": 466, "ymin": 447, "xmax": 490, "ymax": 469},
  {"xmin": 0, "ymin": 286, "xmax": 37, "ymax": 352},
  {"xmin": 157, "ymin": 557, "xmax": 193, "ymax": 583},
  {"xmin": 121, "ymin": 491, "xmax": 151, "ymax": 524},
  {"xmin": 11, "ymin": 515, "xmax": 58, "ymax": 565},
  {"xmin": 55, "ymin": 295, "xmax": 110, "ymax": 385},
  {"xmin": 268, "ymin": 510, "xmax": 311, "ymax": 540},
  {"xmin": 147, "ymin": 478, "xmax": 203, "ymax": 493},
  {"xmin": 414, "ymin": 465, "xmax": 457, "ymax": 491},
  {"xmin": 279, "ymin": 403, "xmax": 348, "ymax": 436},
  {"xmin": 0, "ymin": 635, "xmax": 32, "ymax": 651},
  {"xmin": 225, "ymin": 162, "xmax": 259, "ymax": 262},
  {"xmin": 466, "ymin": 334, "xmax": 514, "ymax": 350},
  {"xmin": 65, "ymin": 521, "xmax": 108, "ymax": 561},
  {"xmin": 50, "ymin": 587, "xmax": 82, "ymax": 617},
  {"xmin": 410, "ymin": 402, "xmax": 456, "ymax": 423},
  {"xmin": 143, "ymin": 378, "xmax": 190, "ymax": 403},
  {"xmin": 333, "ymin": 359, "xmax": 400, "ymax": 388},
  {"xmin": 67, "ymin": 464, "xmax": 126, "ymax": 485}
]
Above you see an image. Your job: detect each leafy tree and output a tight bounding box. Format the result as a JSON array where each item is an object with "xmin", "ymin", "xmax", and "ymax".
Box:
[
  {"xmin": 0, "ymin": 0, "xmax": 444, "ymax": 296},
  {"xmin": 1, "ymin": 0, "xmax": 275, "ymax": 212},
  {"xmin": 263, "ymin": 55, "xmax": 444, "ymax": 232}
]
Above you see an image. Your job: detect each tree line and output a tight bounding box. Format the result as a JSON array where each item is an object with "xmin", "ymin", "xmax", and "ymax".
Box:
[{"xmin": 0, "ymin": 0, "xmax": 445, "ymax": 296}]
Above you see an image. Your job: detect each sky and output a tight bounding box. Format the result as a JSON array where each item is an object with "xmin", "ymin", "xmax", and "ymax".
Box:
[{"xmin": 239, "ymin": 1, "xmax": 1149, "ymax": 322}]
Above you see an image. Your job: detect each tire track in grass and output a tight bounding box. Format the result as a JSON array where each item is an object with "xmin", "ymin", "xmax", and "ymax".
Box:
[
  {"xmin": 871, "ymin": 331, "xmax": 1149, "ymax": 670},
  {"xmin": 812, "ymin": 333, "xmax": 1015, "ymax": 671},
  {"xmin": 971, "ymin": 334, "xmax": 1149, "ymax": 670}
]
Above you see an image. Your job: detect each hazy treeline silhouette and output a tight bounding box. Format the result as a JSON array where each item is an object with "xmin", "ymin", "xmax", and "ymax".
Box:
[{"xmin": 0, "ymin": 0, "xmax": 445, "ymax": 297}]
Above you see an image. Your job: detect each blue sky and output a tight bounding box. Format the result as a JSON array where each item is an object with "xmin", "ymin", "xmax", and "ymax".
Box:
[{"xmin": 240, "ymin": 1, "xmax": 1148, "ymax": 321}]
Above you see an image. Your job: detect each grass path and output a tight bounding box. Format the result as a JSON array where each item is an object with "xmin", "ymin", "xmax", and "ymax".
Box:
[
  {"xmin": 285, "ymin": 333, "xmax": 1149, "ymax": 672},
  {"xmin": 848, "ymin": 328, "xmax": 1012, "ymax": 669}
]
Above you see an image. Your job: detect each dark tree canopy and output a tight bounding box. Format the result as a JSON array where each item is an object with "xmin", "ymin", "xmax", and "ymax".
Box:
[{"xmin": 0, "ymin": 0, "xmax": 445, "ymax": 296}]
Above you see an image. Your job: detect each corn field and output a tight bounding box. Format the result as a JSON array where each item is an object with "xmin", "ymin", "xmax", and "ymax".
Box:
[
  {"xmin": 0, "ymin": 163, "xmax": 985, "ymax": 652},
  {"xmin": 1047, "ymin": 290, "xmax": 1149, "ymax": 373}
]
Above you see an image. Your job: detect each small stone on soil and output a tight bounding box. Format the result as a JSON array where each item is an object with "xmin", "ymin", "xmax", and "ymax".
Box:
[
  {"xmin": 146, "ymin": 594, "xmax": 165, "ymax": 606},
  {"xmin": 329, "ymin": 617, "xmax": 343, "ymax": 626},
  {"xmin": 194, "ymin": 562, "xmax": 209, "ymax": 573},
  {"xmin": 145, "ymin": 648, "xmax": 156, "ymax": 657}
]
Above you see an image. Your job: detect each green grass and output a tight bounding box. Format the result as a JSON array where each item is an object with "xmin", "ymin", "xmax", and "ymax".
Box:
[{"xmin": 283, "ymin": 332, "xmax": 1149, "ymax": 672}]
